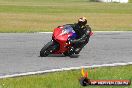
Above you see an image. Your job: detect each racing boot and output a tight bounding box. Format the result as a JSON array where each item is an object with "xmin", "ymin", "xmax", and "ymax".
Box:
[{"xmin": 74, "ymin": 47, "xmax": 82, "ymax": 54}]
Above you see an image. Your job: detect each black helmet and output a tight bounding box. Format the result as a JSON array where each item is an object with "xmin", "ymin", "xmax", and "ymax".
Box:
[{"xmin": 78, "ymin": 17, "xmax": 87, "ymax": 26}]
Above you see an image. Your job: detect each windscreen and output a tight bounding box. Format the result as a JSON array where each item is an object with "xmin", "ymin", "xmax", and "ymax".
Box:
[{"xmin": 60, "ymin": 25, "xmax": 75, "ymax": 35}]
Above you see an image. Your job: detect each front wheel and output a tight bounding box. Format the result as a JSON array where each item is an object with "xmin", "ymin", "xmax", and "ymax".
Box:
[{"xmin": 40, "ymin": 41, "xmax": 54, "ymax": 57}]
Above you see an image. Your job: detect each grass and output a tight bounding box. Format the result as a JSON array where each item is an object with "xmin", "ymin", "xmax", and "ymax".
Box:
[
  {"xmin": 0, "ymin": 0, "xmax": 132, "ymax": 32},
  {"xmin": 0, "ymin": 65, "xmax": 132, "ymax": 88}
]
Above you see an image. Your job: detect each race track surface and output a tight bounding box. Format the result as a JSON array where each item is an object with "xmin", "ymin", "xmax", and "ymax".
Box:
[{"xmin": 0, "ymin": 32, "xmax": 132, "ymax": 77}]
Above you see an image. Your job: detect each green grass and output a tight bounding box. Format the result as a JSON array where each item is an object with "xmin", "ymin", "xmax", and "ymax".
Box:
[
  {"xmin": 0, "ymin": 0, "xmax": 132, "ymax": 32},
  {"xmin": 0, "ymin": 65, "xmax": 132, "ymax": 88}
]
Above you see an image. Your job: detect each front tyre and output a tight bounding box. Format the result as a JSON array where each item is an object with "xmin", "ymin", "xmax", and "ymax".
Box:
[
  {"xmin": 40, "ymin": 48, "xmax": 50, "ymax": 57},
  {"xmin": 40, "ymin": 41, "xmax": 53, "ymax": 57}
]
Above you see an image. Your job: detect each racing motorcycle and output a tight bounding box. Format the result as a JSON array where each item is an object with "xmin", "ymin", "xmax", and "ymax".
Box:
[{"xmin": 40, "ymin": 25, "xmax": 92, "ymax": 57}]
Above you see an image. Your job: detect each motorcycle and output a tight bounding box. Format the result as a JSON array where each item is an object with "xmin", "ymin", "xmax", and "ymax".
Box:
[{"xmin": 40, "ymin": 25, "xmax": 92, "ymax": 57}]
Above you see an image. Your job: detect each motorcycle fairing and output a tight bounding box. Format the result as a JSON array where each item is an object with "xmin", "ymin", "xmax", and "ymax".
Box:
[{"xmin": 52, "ymin": 25, "xmax": 77, "ymax": 54}]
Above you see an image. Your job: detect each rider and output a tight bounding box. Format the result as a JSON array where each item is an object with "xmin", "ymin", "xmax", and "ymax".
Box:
[{"xmin": 68, "ymin": 17, "xmax": 92, "ymax": 54}]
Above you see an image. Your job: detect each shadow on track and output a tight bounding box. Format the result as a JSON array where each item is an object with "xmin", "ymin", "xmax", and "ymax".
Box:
[{"xmin": 39, "ymin": 54, "xmax": 80, "ymax": 58}]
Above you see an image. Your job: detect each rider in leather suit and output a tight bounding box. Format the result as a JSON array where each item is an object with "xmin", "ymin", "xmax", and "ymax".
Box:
[{"xmin": 68, "ymin": 17, "xmax": 92, "ymax": 54}]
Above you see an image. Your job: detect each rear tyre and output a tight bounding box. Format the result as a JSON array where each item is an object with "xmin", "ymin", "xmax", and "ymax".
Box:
[
  {"xmin": 63, "ymin": 47, "xmax": 74, "ymax": 56},
  {"xmin": 40, "ymin": 41, "xmax": 53, "ymax": 57},
  {"xmin": 63, "ymin": 51, "xmax": 73, "ymax": 56}
]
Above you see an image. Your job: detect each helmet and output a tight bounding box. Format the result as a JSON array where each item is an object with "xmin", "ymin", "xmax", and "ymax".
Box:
[{"xmin": 78, "ymin": 17, "xmax": 87, "ymax": 26}]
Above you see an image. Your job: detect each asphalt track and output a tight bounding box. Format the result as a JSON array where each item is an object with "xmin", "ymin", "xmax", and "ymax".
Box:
[{"xmin": 0, "ymin": 32, "xmax": 132, "ymax": 77}]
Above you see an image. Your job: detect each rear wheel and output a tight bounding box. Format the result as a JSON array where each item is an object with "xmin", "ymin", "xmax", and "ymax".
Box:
[
  {"xmin": 63, "ymin": 51, "xmax": 73, "ymax": 56},
  {"xmin": 63, "ymin": 47, "xmax": 74, "ymax": 56},
  {"xmin": 40, "ymin": 41, "xmax": 54, "ymax": 57}
]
